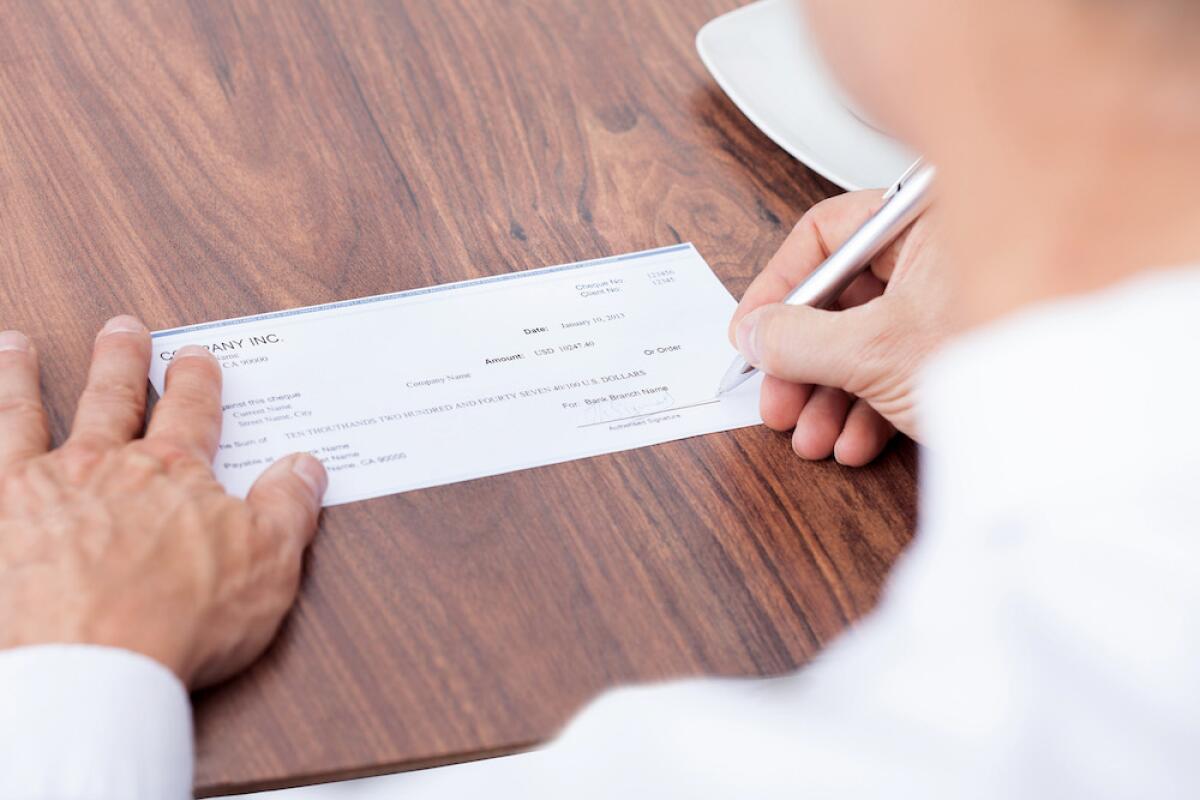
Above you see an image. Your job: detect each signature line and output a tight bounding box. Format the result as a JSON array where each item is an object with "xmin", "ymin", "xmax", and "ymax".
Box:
[{"xmin": 577, "ymin": 399, "xmax": 722, "ymax": 429}]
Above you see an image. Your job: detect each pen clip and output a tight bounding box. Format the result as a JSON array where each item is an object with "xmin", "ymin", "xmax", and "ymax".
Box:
[{"xmin": 881, "ymin": 157, "xmax": 925, "ymax": 202}]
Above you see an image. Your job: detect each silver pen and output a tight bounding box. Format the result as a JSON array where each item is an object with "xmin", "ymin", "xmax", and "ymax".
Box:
[{"xmin": 716, "ymin": 158, "xmax": 937, "ymax": 396}]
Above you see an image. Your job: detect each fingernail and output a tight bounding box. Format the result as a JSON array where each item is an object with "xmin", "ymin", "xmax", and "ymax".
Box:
[
  {"xmin": 172, "ymin": 344, "xmax": 213, "ymax": 361},
  {"xmin": 832, "ymin": 436, "xmax": 848, "ymax": 466},
  {"xmin": 0, "ymin": 330, "xmax": 30, "ymax": 352},
  {"xmin": 735, "ymin": 313, "xmax": 761, "ymax": 366},
  {"xmin": 99, "ymin": 315, "xmax": 147, "ymax": 337},
  {"xmin": 292, "ymin": 454, "xmax": 328, "ymax": 500}
]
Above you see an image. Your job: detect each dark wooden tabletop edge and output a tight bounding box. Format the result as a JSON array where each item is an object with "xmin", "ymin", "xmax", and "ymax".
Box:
[{"xmin": 197, "ymin": 740, "xmax": 541, "ymax": 797}]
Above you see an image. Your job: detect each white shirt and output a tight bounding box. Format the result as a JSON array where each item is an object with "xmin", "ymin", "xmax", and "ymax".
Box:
[{"xmin": 4, "ymin": 267, "xmax": 1200, "ymax": 799}]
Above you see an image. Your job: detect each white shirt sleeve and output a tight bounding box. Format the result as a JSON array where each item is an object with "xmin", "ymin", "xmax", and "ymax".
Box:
[{"xmin": 0, "ymin": 644, "xmax": 193, "ymax": 800}]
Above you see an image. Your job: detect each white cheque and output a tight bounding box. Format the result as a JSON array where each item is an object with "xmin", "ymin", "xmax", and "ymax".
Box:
[{"xmin": 149, "ymin": 244, "xmax": 764, "ymax": 506}]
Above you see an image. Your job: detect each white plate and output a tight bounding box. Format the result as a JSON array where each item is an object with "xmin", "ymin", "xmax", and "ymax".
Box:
[{"xmin": 697, "ymin": 0, "xmax": 916, "ymax": 191}]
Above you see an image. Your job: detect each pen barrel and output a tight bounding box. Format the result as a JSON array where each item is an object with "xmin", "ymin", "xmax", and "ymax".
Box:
[{"xmin": 784, "ymin": 165, "xmax": 936, "ymax": 310}]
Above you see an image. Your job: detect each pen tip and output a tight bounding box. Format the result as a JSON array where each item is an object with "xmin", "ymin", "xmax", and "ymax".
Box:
[{"xmin": 716, "ymin": 356, "xmax": 751, "ymax": 397}]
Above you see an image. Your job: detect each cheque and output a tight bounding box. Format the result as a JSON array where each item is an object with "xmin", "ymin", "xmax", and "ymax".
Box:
[{"xmin": 149, "ymin": 244, "xmax": 763, "ymax": 506}]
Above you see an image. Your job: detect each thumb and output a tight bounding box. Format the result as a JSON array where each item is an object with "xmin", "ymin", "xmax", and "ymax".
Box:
[
  {"xmin": 246, "ymin": 453, "xmax": 327, "ymax": 547},
  {"xmin": 735, "ymin": 301, "xmax": 891, "ymax": 393}
]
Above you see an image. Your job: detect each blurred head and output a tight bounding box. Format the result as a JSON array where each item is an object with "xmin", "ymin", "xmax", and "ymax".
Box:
[{"xmin": 800, "ymin": 0, "xmax": 1200, "ymax": 324}]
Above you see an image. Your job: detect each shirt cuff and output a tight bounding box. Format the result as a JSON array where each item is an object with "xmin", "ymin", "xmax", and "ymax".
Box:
[{"xmin": 0, "ymin": 644, "xmax": 193, "ymax": 800}]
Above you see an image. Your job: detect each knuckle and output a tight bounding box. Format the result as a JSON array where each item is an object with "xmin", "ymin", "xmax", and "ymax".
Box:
[
  {"xmin": 161, "ymin": 379, "xmax": 219, "ymax": 414},
  {"xmin": 275, "ymin": 480, "xmax": 316, "ymax": 521},
  {"xmin": 278, "ymin": 479, "xmax": 311, "ymax": 509},
  {"xmin": 860, "ymin": 322, "xmax": 897, "ymax": 365},
  {"xmin": 0, "ymin": 348, "xmax": 35, "ymax": 369},
  {"xmin": 164, "ymin": 367, "xmax": 220, "ymax": 400},
  {"xmin": 0, "ymin": 396, "xmax": 47, "ymax": 422},
  {"xmin": 788, "ymin": 208, "xmax": 821, "ymax": 244},
  {"xmin": 82, "ymin": 377, "xmax": 145, "ymax": 411},
  {"xmin": 168, "ymin": 354, "xmax": 221, "ymax": 383},
  {"xmin": 253, "ymin": 506, "xmax": 305, "ymax": 557},
  {"xmin": 166, "ymin": 377, "xmax": 221, "ymax": 410},
  {"xmin": 57, "ymin": 440, "xmax": 106, "ymax": 477},
  {"xmin": 800, "ymin": 195, "xmax": 845, "ymax": 230},
  {"xmin": 799, "ymin": 193, "xmax": 848, "ymax": 226},
  {"xmin": 129, "ymin": 437, "xmax": 197, "ymax": 470},
  {"xmin": 846, "ymin": 306, "xmax": 907, "ymax": 394},
  {"xmin": 755, "ymin": 309, "xmax": 790, "ymax": 372}
]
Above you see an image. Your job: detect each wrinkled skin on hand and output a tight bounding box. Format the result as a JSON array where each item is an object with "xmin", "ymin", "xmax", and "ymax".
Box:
[{"xmin": 0, "ymin": 317, "xmax": 327, "ymax": 688}]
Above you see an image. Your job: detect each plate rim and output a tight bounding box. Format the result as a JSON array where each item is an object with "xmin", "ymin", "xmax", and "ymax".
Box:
[{"xmin": 696, "ymin": 0, "xmax": 905, "ymax": 192}]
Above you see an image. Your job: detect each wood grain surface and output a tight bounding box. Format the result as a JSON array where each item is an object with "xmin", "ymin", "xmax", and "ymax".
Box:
[{"xmin": 0, "ymin": 1, "xmax": 917, "ymax": 794}]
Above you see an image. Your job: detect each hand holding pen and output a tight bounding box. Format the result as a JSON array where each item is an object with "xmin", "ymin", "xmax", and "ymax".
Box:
[{"xmin": 721, "ymin": 161, "xmax": 953, "ymax": 465}]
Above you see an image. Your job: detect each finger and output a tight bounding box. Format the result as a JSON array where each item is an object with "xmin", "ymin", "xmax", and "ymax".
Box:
[
  {"xmin": 760, "ymin": 375, "xmax": 811, "ymax": 432},
  {"xmin": 731, "ymin": 190, "xmax": 883, "ymax": 340},
  {"xmin": 190, "ymin": 454, "xmax": 324, "ymax": 691},
  {"xmin": 0, "ymin": 331, "xmax": 50, "ymax": 472},
  {"xmin": 834, "ymin": 271, "xmax": 886, "ymax": 310},
  {"xmin": 834, "ymin": 399, "xmax": 896, "ymax": 467},
  {"xmin": 735, "ymin": 300, "xmax": 893, "ymax": 393},
  {"xmin": 145, "ymin": 346, "xmax": 223, "ymax": 461},
  {"xmin": 791, "ymin": 386, "xmax": 853, "ymax": 461},
  {"xmin": 68, "ymin": 316, "xmax": 152, "ymax": 450},
  {"xmin": 246, "ymin": 453, "xmax": 327, "ymax": 549},
  {"xmin": 865, "ymin": 225, "xmax": 921, "ymax": 284}
]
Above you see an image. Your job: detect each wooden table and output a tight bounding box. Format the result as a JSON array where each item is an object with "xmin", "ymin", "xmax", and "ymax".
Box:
[{"xmin": 0, "ymin": 1, "xmax": 917, "ymax": 794}]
